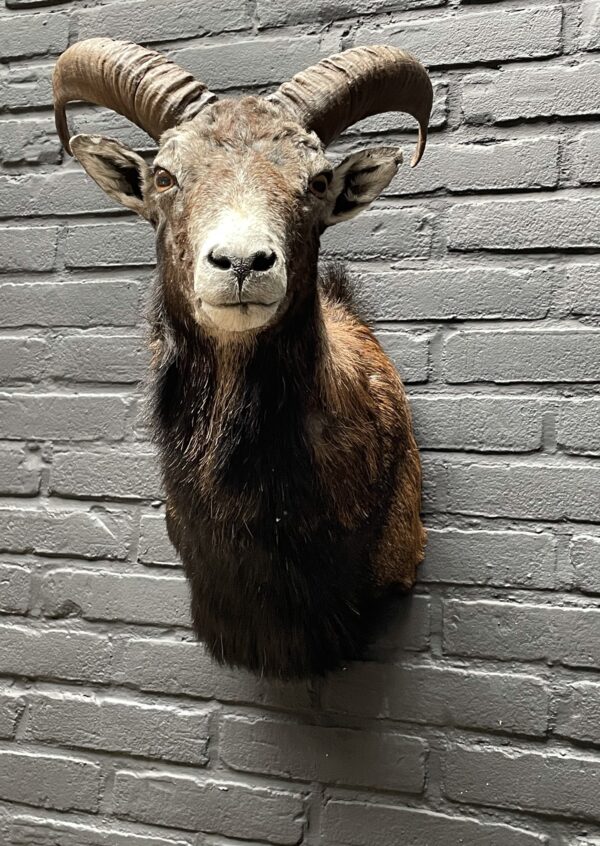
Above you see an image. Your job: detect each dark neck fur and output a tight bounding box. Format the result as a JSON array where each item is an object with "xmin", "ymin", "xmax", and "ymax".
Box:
[{"xmin": 149, "ymin": 270, "xmax": 326, "ymax": 513}]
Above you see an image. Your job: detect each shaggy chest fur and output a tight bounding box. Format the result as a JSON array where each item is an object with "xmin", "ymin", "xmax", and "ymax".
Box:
[{"xmin": 150, "ymin": 279, "xmax": 402, "ymax": 679}]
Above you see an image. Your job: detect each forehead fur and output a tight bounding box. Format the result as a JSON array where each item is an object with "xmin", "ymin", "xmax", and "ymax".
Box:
[{"xmin": 158, "ymin": 97, "xmax": 326, "ymax": 170}]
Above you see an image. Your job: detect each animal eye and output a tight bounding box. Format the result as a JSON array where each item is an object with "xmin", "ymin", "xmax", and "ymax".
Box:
[
  {"xmin": 309, "ymin": 174, "xmax": 330, "ymax": 198},
  {"xmin": 154, "ymin": 168, "xmax": 176, "ymax": 192}
]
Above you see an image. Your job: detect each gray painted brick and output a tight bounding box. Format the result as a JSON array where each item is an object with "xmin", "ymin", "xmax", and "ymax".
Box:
[
  {"xmin": 0, "ymin": 750, "xmax": 101, "ymax": 813},
  {"xmin": 0, "ymin": 336, "xmax": 48, "ymax": 382},
  {"xmin": 221, "ymin": 716, "xmax": 426, "ymax": 792},
  {"xmin": 115, "ymin": 637, "xmax": 313, "ymax": 711},
  {"xmin": 113, "ymin": 770, "xmax": 305, "ymax": 843},
  {"xmin": 76, "ymin": 0, "xmax": 251, "ymax": 43},
  {"xmin": 0, "ymin": 444, "xmax": 41, "ymax": 496},
  {"xmin": 555, "ymin": 681, "xmax": 600, "ymax": 747},
  {"xmin": 50, "ymin": 448, "xmax": 162, "ymax": 500},
  {"xmin": 575, "ymin": 130, "xmax": 600, "ymax": 184},
  {"xmin": 393, "ymin": 137, "xmax": 559, "ymax": 195},
  {"xmin": 0, "ymin": 505, "xmax": 132, "ymax": 559},
  {"xmin": 0, "ymin": 226, "xmax": 58, "ymax": 272},
  {"xmin": 444, "ymin": 745, "xmax": 600, "ymax": 821},
  {"xmin": 444, "ymin": 329, "xmax": 600, "ymax": 383},
  {"xmin": 0, "ymin": 171, "xmax": 117, "ymax": 219},
  {"xmin": 421, "ymin": 453, "xmax": 443, "ymax": 514},
  {"xmin": 115, "ymin": 638, "xmax": 257, "ymax": 701},
  {"xmin": 428, "ymin": 457, "xmax": 600, "ymax": 521},
  {"xmin": 324, "ymin": 663, "xmax": 549, "ymax": 736},
  {"xmin": 0, "ymin": 118, "xmax": 60, "ymax": 165},
  {"xmin": 444, "ymin": 599, "xmax": 600, "ymax": 669},
  {"xmin": 565, "ymin": 264, "xmax": 600, "ymax": 315},
  {"xmin": 353, "ymin": 265, "xmax": 555, "ymax": 321},
  {"xmin": 420, "ymin": 528, "xmax": 556, "ymax": 588},
  {"xmin": 463, "ymin": 62, "xmax": 600, "ymax": 124},
  {"xmin": 322, "ymin": 208, "xmax": 433, "ymax": 259},
  {"xmin": 410, "ymin": 395, "xmax": 543, "ymax": 451},
  {"xmin": 448, "ymin": 197, "xmax": 600, "ymax": 251},
  {"xmin": 0, "ymin": 13, "xmax": 68, "ymax": 60},
  {"xmin": 374, "ymin": 331, "xmax": 429, "ymax": 382},
  {"xmin": 41, "ymin": 569, "xmax": 190, "ymax": 627},
  {"xmin": 50, "ymin": 335, "xmax": 148, "ymax": 383},
  {"xmin": 571, "ymin": 535, "xmax": 600, "ymax": 594},
  {"xmin": 257, "ymin": 0, "xmax": 444, "ymax": 28},
  {"xmin": 27, "ymin": 691, "xmax": 210, "ymax": 764},
  {"xmin": 0, "ymin": 690, "xmax": 25, "ymax": 738},
  {"xmin": 322, "ymin": 801, "xmax": 548, "ymax": 846},
  {"xmin": 65, "ymin": 223, "xmax": 155, "ymax": 268},
  {"xmin": 0, "ymin": 281, "xmax": 142, "ymax": 328},
  {"xmin": 558, "ymin": 399, "xmax": 600, "ymax": 455},
  {"xmin": 6, "ymin": 815, "xmax": 196, "ymax": 846},
  {"xmin": 580, "ymin": 0, "xmax": 600, "ymax": 51},
  {"xmin": 0, "ymin": 622, "xmax": 111, "ymax": 683},
  {"xmin": 355, "ymin": 6, "xmax": 563, "ymax": 68},
  {"xmin": 0, "ymin": 562, "xmax": 31, "ymax": 613},
  {"xmin": 0, "ymin": 392, "xmax": 132, "ymax": 441},
  {"xmin": 174, "ymin": 33, "xmax": 340, "ymax": 91},
  {"xmin": 138, "ymin": 513, "xmax": 179, "ymax": 567},
  {"xmin": 0, "ymin": 64, "xmax": 53, "ymax": 111}
]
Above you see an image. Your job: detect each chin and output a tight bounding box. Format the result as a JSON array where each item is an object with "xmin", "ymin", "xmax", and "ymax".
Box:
[{"xmin": 201, "ymin": 301, "xmax": 280, "ymax": 333}]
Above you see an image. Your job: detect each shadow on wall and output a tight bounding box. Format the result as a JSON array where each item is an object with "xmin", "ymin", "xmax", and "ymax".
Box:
[
  {"xmin": 260, "ymin": 591, "xmax": 427, "ymax": 710},
  {"xmin": 213, "ymin": 592, "xmax": 430, "ymax": 801}
]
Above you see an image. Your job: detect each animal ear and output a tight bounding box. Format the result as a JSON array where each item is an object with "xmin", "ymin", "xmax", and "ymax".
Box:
[
  {"xmin": 70, "ymin": 134, "xmax": 152, "ymax": 219},
  {"xmin": 325, "ymin": 146, "xmax": 403, "ymax": 226}
]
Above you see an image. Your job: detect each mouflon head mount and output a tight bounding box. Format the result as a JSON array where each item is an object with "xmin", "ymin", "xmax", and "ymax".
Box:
[{"xmin": 54, "ymin": 38, "xmax": 432, "ymax": 679}]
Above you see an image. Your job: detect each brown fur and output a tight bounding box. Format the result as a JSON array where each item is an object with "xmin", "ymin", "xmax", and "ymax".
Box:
[{"xmin": 317, "ymin": 287, "xmax": 426, "ymax": 588}]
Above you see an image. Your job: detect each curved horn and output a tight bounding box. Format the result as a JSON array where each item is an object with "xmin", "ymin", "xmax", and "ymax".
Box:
[
  {"xmin": 53, "ymin": 37, "xmax": 217, "ymax": 155},
  {"xmin": 268, "ymin": 45, "xmax": 433, "ymax": 167}
]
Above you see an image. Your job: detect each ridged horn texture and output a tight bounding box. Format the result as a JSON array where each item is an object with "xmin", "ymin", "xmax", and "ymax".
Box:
[
  {"xmin": 53, "ymin": 37, "xmax": 217, "ymax": 155},
  {"xmin": 268, "ymin": 45, "xmax": 433, "ymax": 166}
]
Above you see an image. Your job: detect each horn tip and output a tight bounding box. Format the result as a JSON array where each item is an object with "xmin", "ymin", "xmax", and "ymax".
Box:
[
  {"xmin": 410, "ymin": 122, "xmax": 428, "ymax": 167},
  {"xmin": 54, "ymin": 103, "xmax": 73, "ymax": 156}
]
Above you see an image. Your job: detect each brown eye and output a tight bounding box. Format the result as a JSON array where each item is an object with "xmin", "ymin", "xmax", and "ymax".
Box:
[
  {"xmin": 154, "ymin": 168, "xmax": 176, "ymax": 192},
  {"xmin": 309, "ymin": 174, "xmax": 329, "ymax": 198}
]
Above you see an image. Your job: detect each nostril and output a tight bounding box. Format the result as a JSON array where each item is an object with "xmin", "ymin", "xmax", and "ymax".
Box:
[
  {"xmin": 251, "ymin": 251, "xmax": 277, "ymax": 272},
  {"xmin": 207, "ymin": 249, "xmax": 277, "ymax": 274},
  {"xmin": 207, "ymin": 250, "xmax": 232, "ymax": 270}
]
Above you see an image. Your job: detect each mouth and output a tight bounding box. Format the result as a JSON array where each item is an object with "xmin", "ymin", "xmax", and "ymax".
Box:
[
  {"xmin": 199, "ymin": 299, "xmax": 281, "ymax": 332},
  {"xmin": 208, "ymin": 300, "xmax": 280, "ymax": 310}
]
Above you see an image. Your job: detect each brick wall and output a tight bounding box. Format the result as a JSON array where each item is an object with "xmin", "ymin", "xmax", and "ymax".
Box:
[{"xmin": 0, "ymin": 0, "xmax": 599, "ymax": 843}]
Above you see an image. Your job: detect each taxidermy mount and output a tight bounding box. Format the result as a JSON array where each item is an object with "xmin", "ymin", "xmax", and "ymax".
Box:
[{"xmin": 53, "ymin": 38, "xmax": 432, "ymax": 679}]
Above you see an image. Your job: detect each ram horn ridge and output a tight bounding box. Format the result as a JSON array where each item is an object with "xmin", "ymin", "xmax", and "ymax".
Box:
[
  {"xmin": 268, "ymin": 45, "xmax": 433, "ymax": 166},
  {"xmin": 52, "ymin": 37, "xmax": 217, "ymax": 154}
]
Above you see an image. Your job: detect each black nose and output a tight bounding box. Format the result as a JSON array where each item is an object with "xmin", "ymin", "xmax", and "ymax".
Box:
[{"xmin": 207, "ymin": 250, "xmax": 277, "ymax": 286}]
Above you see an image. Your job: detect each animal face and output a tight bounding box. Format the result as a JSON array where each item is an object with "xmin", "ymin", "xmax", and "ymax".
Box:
[{"xmin": 71, "ymin": 96, "xmax": 404, "ymax": 335}]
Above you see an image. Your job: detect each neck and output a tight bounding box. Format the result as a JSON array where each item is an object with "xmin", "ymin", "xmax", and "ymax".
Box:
[{"xmin": 149, "ymin": 270, "xmax": 327, "ymax": 472}]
